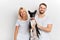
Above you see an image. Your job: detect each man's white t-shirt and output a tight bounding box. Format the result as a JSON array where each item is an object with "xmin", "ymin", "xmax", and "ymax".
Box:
[{"xmin": 35, "ymin": 15, "xmax": 52, "ymax": 40}]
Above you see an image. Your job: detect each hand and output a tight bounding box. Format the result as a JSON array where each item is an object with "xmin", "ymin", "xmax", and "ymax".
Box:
[
  {"xmin": 31, "ymin": 24, "xmax": 35, "ymax": 30},
  {"xmin": 31, "ymin": 20, "xmax": 36, "ymax": 29},
  {"xmin": 37, "ymin": 24, "xmax": 40, "ymax": 29},
  {"xmin": 37, "ymin": 23, "xmax": 42, "ymax": 29}
]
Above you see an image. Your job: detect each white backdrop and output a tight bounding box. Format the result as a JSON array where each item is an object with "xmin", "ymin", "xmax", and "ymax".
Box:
[{"xmin": 0, "ymin": 0, "xmax": 60, "ymax": 40}]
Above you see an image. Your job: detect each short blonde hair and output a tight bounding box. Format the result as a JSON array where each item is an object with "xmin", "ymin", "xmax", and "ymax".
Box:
[{"xmin": 18, "ymin": 7, "xmax": 28, "ymax": 19}]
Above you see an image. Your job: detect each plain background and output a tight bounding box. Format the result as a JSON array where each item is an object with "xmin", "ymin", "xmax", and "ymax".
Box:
[{"xmin": 0, "ymin": 0, "xmax": 60, "ymax": 40}]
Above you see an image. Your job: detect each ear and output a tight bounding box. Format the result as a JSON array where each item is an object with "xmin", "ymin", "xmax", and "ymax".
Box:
[
  {"xmin": 34, "ymin": 10, "xmax": 37, "ymax": 13},
  {"xmin": 28, "ymin": 10, "xmax": 31, "ymax": 14}
]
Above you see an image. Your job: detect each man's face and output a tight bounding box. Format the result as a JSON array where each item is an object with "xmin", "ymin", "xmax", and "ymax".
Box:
[{"xmin": 39, "ymin": 5, "xmax": 47, "ymax": 14}]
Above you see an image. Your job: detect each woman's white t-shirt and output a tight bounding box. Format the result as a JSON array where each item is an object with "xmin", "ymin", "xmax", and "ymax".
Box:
[
  {"xmin": 35, "ymin": 15, "xmax": 52, "ymax": 40},
  {"xmin": 15, "ymin": 19, "xmax": 29, "ymax": 40}
]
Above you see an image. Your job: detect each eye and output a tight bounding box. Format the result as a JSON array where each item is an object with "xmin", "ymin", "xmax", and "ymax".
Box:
[
  {"xmin": 43, "ymin": 8, "xmax": 46, "ymax": 9},
  {"xmin": 23, "ymin": 11, "xmax": 26, "ymax": 13}
]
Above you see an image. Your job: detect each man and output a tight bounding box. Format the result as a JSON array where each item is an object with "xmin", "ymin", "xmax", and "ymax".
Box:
[{"xmin": 35, "ymin": 3, "xmax": 53, "ymax": 40}]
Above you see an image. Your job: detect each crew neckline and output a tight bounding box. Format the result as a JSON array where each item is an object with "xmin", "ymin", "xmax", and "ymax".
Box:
[{"xmin": 18, "ymin": 18, "xmax": 29, "ymax": 22}]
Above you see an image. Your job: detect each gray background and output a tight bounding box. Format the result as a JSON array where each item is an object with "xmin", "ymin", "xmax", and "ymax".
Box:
[{"xmin": 0, "ymin": 0, "xmax": 60, "ymax": 40}]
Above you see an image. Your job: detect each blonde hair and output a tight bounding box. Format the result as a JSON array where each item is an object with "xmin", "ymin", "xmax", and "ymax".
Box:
[{"xmin": 18, "ymin": 7, "xmax": 28, "ymax": 20}]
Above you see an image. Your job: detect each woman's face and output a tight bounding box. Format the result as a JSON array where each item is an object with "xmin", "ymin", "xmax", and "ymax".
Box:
[{"xmin": 20, "ymin": 9, "xmax": 27, "ymax": 18}]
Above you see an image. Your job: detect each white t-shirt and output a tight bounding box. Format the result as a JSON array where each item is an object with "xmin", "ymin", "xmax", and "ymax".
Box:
[
  {"xmin": 35, "ymin": 15, "xmax": 52, "ymax": 40},
  {"xmin": 15, "ymin": 19, "xmax": 29, "ymax": 40}
]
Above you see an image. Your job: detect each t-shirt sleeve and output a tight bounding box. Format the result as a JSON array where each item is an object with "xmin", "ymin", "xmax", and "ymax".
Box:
[
  {"xmin": 15, "ymin": 20, "xmax": 20, "ymax": 26},
  {"xmin": 47, "ymin": 18, "xmax": 53, "ymax": 24}
]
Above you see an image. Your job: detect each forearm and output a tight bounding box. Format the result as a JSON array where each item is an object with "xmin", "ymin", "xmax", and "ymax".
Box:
[
  {"xmin": 14, "ymin": 30, "xmax": 18, "ymax": 40},
  {"xmin": 39, "ymin": 26, "xmax": 51, "ymax": 32},
  {"xmin": 38, "ymin": 24, "xmax": 52, "ymax": 32},
  {"xmin": 14, "ymin": 26, "xmax": 19, "ymax": 40}
]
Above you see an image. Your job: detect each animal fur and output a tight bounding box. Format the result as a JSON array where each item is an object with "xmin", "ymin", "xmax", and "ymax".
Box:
[{"xmin": 28, "ymin": 10, "xmax": 40, "ymax": 40}]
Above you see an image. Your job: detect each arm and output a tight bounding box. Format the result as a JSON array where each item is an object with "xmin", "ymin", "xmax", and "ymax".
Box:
[
  {"xmin": 38, "ymin": 24, "xmax": 52, "ymax": 32},
  {"xmin": 14, "ymin": 26, "xmax": 19, "ymax": 40}
]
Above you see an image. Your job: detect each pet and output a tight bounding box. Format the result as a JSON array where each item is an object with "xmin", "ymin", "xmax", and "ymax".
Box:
[{"xmin": 28, "ymin": 10, "xmax": 40, "ymax": 40}]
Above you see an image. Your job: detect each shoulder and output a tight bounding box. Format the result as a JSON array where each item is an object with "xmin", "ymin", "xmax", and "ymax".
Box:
[
  {"xmin": 16, "ymin": 19, "xmax": 21, "ymax": 24},
  {"xmin": 46, "ymin": 15, "xmax": 53, "ymax": 24},
  {"xmin": 46, "ymin": 15, "xmax": 52, "ymax": 21},
  {"xmin": 15, "ymin": 19, "xmax": 20, "ymax": 26},
  {"xmin": 16, "ymin": 19, "xmax": 20, "ymax": 21}
]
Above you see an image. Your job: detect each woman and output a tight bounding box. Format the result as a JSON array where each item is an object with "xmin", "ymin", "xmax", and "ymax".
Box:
[{"xmin": 14, "ymin": 7, "xmax": 29, "ymax": 40}]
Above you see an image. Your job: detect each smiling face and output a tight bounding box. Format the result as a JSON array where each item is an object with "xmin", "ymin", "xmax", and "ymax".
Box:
[
  {"xmin": 19, "ymin": 7, "xmax": 28, "ymax": 19},
  {"xmin": 20, "ymin": 9, "xmax": 27, "ymax": 18},
  {"xmin": 39, "ymin": 3, "xmax": 47, "ymax": 14}
]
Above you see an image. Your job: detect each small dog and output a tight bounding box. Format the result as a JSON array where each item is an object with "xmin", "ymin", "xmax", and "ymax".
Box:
[{"xmin": 28, "ymin": 10, "xmax": 40, "ymax": 40}]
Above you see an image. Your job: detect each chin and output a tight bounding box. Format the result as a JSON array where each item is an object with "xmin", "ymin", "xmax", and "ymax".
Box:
[
  {"xmin": 40, "ymin": 13, "xmax": 44, "ymax": 14},
  {"xmin": 40, "ymin": 12, "xmax": 44, "ymax": 14},
  {"xmin": 40, "ymin": 12, "xmax": 45, "ymax": 14}
]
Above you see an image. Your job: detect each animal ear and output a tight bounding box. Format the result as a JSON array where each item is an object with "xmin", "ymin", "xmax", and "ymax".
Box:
[
  {"xmin": 28, "ymin": 10, "xmax": 31, "ymax": 14},
  {"xmin": 34, "ymin": 10, "xmax": 37, "ymax": 13}
]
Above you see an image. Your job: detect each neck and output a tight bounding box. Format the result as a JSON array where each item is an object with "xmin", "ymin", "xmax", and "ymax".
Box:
[
  {"xmin": 21, "ymin": 17, "xmax": 28, "ymax": 21},
  {"xmin": 38, "ymin": 13, "xmax": 45, "ymax": 18},
  {"xmin": 30, "ymin": 17, "xmax": 35, "ymax": 20}
]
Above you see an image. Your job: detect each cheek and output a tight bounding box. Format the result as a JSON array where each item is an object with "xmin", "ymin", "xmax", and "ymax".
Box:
[
  {"xmin": 43, "ymin": 9, "xmax": 46, "ymax": 12},
  {"xmin": 43, "ymin": 8, "xmax": 46, "ymax": 11},
  {"xmin": 23, "ymin": 12, "xmax": 26, "ymax": 15},
  {"xmin": 39, "ymin": 8, "xmax": 41, "ymax": 11},
  {"xmin": 39, "ymin": 9, "xmax": 41, "ymax": 12},
  {"xmin": 40, "ymin": 8, "xmax": 44, "ymax": 11},
  {"xmin": 24, "ymin": 12, "xmax": 27, "ymax": 16},
  {"xmin": 20, "ymin": 13, "xmax": 23, "ymax": 16}
]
